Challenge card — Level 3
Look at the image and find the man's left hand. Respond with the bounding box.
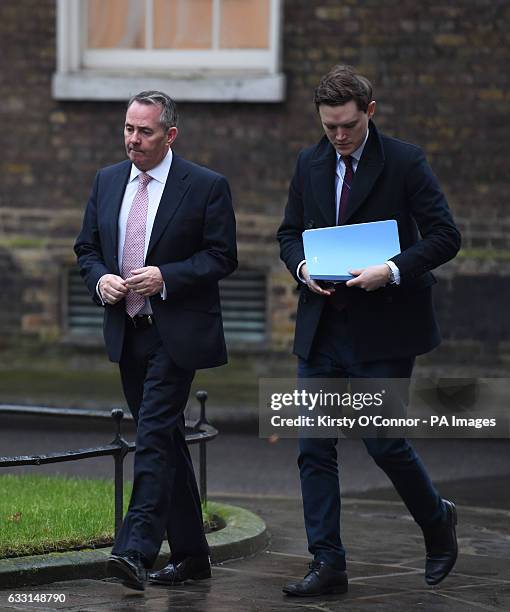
[125,266,164,296]
[345,264,391,292]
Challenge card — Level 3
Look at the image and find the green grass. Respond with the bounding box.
[0,475,220,559]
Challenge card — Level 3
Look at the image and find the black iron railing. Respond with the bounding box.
[0,391,217,537]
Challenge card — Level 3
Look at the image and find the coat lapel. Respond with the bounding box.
[342,121,385,224]
[146,155,191,257]
[104,162,131,274]
[309,138,337,226]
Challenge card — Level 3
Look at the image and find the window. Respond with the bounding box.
[65,266,267,346]
[53,0,285,102]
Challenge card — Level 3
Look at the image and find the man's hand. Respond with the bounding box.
[345,264,391,291]
[300,263,335,296]
[99,274,128,304]
[125,266,164,297]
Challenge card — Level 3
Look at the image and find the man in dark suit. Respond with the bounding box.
[277,66,461,597]
[75,91,237,591]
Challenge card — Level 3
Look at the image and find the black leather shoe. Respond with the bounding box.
[148,554,211,586]
[107,551,147,591]
[423,499,458,585]
[283,561,348,597]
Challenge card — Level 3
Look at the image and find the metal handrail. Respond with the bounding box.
[0,391,217,536]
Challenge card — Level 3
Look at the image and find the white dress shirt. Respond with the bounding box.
[97,148,173,311]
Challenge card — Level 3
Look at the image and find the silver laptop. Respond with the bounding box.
[303,220,401,281]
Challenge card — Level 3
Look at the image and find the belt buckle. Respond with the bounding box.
[132,314,152,329]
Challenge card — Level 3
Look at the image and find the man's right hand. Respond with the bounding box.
[99,274,128,305]
[300,263,335,296]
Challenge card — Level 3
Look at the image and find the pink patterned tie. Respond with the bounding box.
[121,172,153,317]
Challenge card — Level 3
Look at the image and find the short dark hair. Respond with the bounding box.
[127,90,178,130]
[314,65,373,112]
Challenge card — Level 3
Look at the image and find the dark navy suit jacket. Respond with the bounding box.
[277,120,461,363]
[75,154,237,370]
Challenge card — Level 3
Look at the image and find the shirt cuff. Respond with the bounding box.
[385,260,401,285]
[160,282,167,300]
[96,276,106,306]
[297,260,307,283]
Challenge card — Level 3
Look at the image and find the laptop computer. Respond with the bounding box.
[303,220,401,281]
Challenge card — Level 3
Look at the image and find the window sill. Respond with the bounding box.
[52,71,286,102]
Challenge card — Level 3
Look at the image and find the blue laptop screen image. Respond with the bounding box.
[303,220,401,281]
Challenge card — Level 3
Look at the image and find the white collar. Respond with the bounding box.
[129,148,173,184]
[336,128,369,164]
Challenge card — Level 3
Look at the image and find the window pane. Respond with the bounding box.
[87,0,146,49]
[154,0,213,49]
[220,0,270,49]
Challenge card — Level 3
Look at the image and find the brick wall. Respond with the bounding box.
[0,0,508,369]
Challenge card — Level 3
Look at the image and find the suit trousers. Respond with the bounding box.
[297,303,446,571]
[111,317,209,566]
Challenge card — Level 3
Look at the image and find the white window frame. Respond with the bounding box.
[53,0,285,102]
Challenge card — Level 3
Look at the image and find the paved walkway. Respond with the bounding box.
[1,491,509,611]
[2,415,509,610]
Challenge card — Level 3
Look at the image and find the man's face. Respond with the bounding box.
[318,100,375,156]
[124,101,178,171]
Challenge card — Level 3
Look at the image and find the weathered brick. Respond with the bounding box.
[0,0,507,369]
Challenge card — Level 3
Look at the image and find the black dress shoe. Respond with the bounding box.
[423,499,458,585]
[148,554,211,585]
[107,551,147,591]
[283,561,348,597]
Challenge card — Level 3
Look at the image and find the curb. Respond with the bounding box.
[0,503,268,589]
[207,502,269,564]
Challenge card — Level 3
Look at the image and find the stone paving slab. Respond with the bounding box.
[1,495,509,611]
